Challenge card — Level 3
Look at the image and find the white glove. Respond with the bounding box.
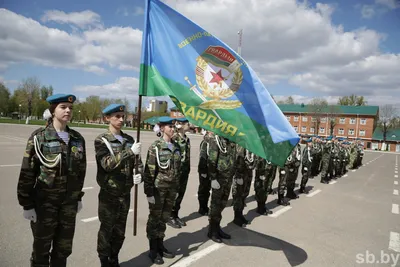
[175,193,179,200]
[211,180,220,190]
[236,178,244,185]
[147,196,155,204]
[133,173,142,184]
[23,209,37,223]
[77,201,82,213]
[260,175,266,181]
[304,167,308,171]
[200,173,207,178]
[280,170,286,175]
[130,141,141,155]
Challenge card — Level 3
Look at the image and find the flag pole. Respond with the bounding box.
[133,96,142,236]
[237,29,243,56]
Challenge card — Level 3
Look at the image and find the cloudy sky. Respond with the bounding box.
[1,0,399,109]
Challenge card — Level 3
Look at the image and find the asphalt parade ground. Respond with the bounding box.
[1,124,399,267]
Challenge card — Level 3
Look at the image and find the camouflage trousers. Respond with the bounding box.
[209,173,233,223]
[30,199,78,267]
[320,157,332,180]
[286,166,299,191]
[254,166,276,204]
[197,173,211,209]
[97,190,130,258]
[172,168,190,217]
[147,186,177,240]
[278,168,287,195]
[232,168,253,212]
[311,156,320,176]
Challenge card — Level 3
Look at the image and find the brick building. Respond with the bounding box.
[277,104,379,149]
[169,106,185,118]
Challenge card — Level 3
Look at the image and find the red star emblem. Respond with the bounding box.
[209,69,224,84]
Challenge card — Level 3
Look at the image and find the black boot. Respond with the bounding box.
[148,239,164,265]
[217,222,231,239]
[109,256,120,267]
[299,186,309,194]
[174,217,187,227]
[157,238,175,259]
[286,188,299,199]
[207,221,222,243]
[99,256,110,267]
[256,202,273,215]
[233,210,245,227]
[167,217,181,229]
[198,205,209,215]
[50,257,66,267]
[277,194,290,206]
[320,177,328,184]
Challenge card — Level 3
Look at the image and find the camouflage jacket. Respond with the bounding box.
[173,132,191,173]
[285,144,301,168]
[207,135,236,180]
[94,130,143,197]
[302,147,313,169]
[17,124,87,210]
[198,134,210,175]
[255,156,277,178]
[235,145,257,178]
[144,138,181,197]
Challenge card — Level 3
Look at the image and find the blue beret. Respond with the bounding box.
[46,94,76,104]
[305,138,312,142]
[158,116,175,125]
[176,117,188,122]
[326,136,332,141]
[102,104,125,115]
[338,137,344,141]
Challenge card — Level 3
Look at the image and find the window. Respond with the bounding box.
[360,118,366,125]
[286,116,291,121]
[359,130,366,136]
[294,126,298,132]
[321,117,327,123]
[350,118,356,124]
[310,127,315,133]
[311,117,316,122]
[339,118,346,124]
[338,128,344,135]
[348,129,355,135]
[319,127,325,134]
[294,116,299,122]
[302,116,308,122]
[302,126,307,132]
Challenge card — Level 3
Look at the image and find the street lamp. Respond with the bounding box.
[19,104,21,124]
[78,110,81,127]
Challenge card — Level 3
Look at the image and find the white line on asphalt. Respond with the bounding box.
[343,174,348,177]
[392,204,399,214]
[395,175,399,178]
[170,243,225,267]
[269,206,292,218]
[0,164,21,167]
[82,209,134,222]
[352,170,356,172]
[329,180,337,185]
[389,232,400,252]
[306,189,322,197]
[395,181,399,185]
[82,187,94,190]
[394,189,399,196]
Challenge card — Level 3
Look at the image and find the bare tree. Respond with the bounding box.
[285,96,295,104]
[18,77,41,122]
[338,94,367,106]
[307,98,328,135]
[326,105,341,135]
[379,104,397,143]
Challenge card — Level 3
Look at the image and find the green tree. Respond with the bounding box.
[378,104,397,143]
[337,94,367,106]
[17,77,41,120]
[0,83,11,116]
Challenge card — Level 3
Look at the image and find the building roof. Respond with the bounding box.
[170,106,179,111]
[372,128,400,141]
[277,104,379,116]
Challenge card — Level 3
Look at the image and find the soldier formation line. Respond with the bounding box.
[16,93,365,267]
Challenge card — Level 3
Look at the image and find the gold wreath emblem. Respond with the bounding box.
[195,56,242,109]
[68,96,73,102]
[119,106,124,111]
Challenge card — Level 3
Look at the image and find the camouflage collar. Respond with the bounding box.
[45,124,80,141]
[157,137,177,150]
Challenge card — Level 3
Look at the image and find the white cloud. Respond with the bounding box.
[73,77,140,99]
[361,5,376,18]
[41,10,103,29]
[0,8,142,73]
[375,0,399,9]
[0,76,19,87]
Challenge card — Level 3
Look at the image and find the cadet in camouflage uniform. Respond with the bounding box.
[168,117,191,228]
[348,141,358,169]
[331,137,340,179]
[232,145,256,226]
[342,142,350,174]
[254,156,275,215]
[144,117,181,265]
[94,104,143,267]
[207,134,236,243]
[197,131,212,215]
[17,94,87,267]
[277,144,300,206]
[300,138,313,194]
[285,143,301,199]
[320,137,333,183]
